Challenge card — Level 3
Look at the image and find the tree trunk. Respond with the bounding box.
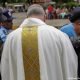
[2,0,7,7]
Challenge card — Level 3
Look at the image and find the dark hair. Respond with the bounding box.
[69,12,80,23]
[69,7,80,23]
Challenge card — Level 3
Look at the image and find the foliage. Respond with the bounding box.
[56,2,80,9]
[67,2,80,7]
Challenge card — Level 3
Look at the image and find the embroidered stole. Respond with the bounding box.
[22,26,40,80]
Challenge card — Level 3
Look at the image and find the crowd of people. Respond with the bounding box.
[0,4,80,80]
[45,5,75,19]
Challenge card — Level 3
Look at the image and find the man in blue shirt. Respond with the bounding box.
[0,8,7,45]
[0,8,7,80]
[0,8,14,80]
[0,9,14,60]
[0,9,13,43]
[60,7,80,38]
[60,7,80,79]
[0,26,12,43]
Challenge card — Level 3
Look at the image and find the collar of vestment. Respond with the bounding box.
[20,18,46,28]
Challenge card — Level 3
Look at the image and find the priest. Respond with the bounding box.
[1,4,78,80]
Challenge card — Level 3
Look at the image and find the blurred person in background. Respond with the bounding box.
[47,4,54,19]
[0,8,7,80]
[0,9,14,80]
[60,7,80,79]
[0,9,14,57]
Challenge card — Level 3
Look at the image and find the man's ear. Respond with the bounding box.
[26,15,28,18]
[43,15,46,22]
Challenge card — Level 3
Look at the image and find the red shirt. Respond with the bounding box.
[48,5,53,13]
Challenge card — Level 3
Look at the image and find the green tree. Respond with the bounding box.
[52,0,74,3]
[0,0,7,7]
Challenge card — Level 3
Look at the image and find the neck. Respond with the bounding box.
[28,15,45,22]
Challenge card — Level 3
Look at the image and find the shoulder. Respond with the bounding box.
[60,23,75,36]
[60,23,73,31]
[0,27,4,33]
[0,27,7,38]
[7,28,22,40]
[60,23,73,30]
[39,25,68,40]
[39,25,71,49]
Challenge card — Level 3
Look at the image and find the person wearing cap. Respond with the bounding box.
[0,8,7,80]
[0,8,7,57]
[0,9,13,80]
[0,9,13,62]
[3,10,14,30]
[60,7,80,79]
[1,4,77,80]
[0,10,13,44]
[0,8,7,26]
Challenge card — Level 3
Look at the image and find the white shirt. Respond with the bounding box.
[1,18,78,80]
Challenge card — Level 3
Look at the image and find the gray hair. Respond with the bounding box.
[27,4,45,17]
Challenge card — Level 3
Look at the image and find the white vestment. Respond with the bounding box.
[1,18,78,80]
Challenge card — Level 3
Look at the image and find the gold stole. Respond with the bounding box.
[22,26,40,80]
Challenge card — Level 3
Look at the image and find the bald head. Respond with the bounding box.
[27,4,45,21]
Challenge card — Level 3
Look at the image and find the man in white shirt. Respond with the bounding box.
[1,4,78,80]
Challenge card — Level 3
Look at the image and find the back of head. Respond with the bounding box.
[27,4,45,17]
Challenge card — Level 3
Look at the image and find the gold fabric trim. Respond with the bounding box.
[22,26,40,80]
